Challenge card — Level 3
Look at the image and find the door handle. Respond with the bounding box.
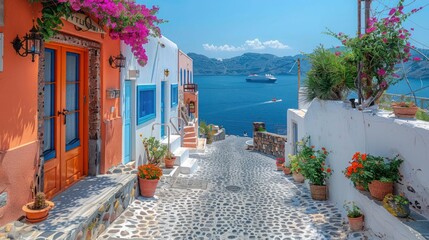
[57,109,69,125]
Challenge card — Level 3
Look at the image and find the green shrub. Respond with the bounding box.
[304,45,357,102]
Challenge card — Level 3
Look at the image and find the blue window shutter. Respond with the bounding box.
[137,85,156,125]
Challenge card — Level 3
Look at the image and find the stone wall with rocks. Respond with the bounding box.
[253,131,287,158]
[213,129,226,142]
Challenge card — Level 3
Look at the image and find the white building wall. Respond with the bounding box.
[121,36,179,166]
[287,100,429,239]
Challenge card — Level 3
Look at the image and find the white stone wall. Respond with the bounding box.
[287,99,429,239]
[120,36,179,166]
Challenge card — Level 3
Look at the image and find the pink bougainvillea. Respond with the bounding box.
[42,0,163,66]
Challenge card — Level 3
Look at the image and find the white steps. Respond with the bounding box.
[161,134,181,153]
[180,158,198,174]
[173,147,189,166]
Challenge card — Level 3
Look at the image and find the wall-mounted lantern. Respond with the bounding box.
[109,53,126,71]
[11,23,43,62]
[189,101,195,113]
[164,68,170,77]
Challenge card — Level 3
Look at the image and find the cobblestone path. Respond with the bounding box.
[99,136,361,240]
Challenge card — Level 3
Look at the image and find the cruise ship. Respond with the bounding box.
[246,74,277,83]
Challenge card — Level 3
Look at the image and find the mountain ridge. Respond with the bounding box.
[189,50,429,79]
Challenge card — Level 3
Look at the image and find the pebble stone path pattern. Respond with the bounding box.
[99,136,367,240]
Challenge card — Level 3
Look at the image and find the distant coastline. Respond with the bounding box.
[189,50,429,79]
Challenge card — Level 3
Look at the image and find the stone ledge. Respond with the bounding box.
[0,174,137,240]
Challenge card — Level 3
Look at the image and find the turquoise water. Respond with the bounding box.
[194,75,429,136]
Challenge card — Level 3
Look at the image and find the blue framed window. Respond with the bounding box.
[180,69,183,86]
[171,84,178,107]
[43,48,56,161]
[137,85,156,125]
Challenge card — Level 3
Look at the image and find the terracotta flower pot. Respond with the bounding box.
[164,157,176,168]
[310,184,328,200]
[355,183,366,191]
[348,215,364,232]
[283,167,292,175]
[368,180,393,200]
[138,178,159,198]
[292,172,305,183]
[392,105,418,118]
[276,163,284,171]
[22,201,55,223]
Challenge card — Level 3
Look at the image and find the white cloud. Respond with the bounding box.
[262,40,290,49]
[203,39,291,52]
[202,44,244,52]
[245,39,266,50]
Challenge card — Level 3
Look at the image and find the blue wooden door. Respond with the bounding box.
[123,81,132,164]
[161,81,166,137]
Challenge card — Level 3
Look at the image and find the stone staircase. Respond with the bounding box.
[183,125,198,148]
[161,134,198,174]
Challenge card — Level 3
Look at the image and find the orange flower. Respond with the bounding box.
[361,154,367,161]
[310,155,316,159]
[311,146,315,148]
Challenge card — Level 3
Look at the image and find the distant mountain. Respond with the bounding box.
[188,52,311,76]
[189,49,429,79]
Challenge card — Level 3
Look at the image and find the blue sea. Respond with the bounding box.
[194,75,429,136]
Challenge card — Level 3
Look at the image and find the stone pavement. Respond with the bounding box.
[98,136,368,240]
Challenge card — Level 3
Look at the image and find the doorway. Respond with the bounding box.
[123,81,132,164]
[43,44,87,198]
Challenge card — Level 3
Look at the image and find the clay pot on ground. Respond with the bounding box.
[310,184,328,201]
[164,157,176,168]
[138,178,159,198]
[348,215,364,232]
[368,180,393,200]
[283,167,292,175]
[292,172,305,183]
[276,163,284,171]
[22,201,55,223]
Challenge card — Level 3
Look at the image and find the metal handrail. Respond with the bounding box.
[170,116,187,139]
[151,123,171,153]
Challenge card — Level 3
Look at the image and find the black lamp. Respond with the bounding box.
[109,53,126,71]
[11,23,43,62]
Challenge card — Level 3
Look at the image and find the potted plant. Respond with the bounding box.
[363,154,403,200]
[199,121,214,144]
[344,152,370,191]
[137,164,163,198]
[290,154,304,183]
[276,157,285,171]
[344,201,364,231]
[383,193,410,218]
[164,151,176,169]
[22,192,54,223]
[300,146,332,200]
[391,102,419,118]
[283,161,292,175]
[142,137,168,166]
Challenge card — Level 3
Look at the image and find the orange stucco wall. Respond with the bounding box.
[0,0,122,225]
[178,50,193,86]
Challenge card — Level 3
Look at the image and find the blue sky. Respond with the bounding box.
[138,0,429,59]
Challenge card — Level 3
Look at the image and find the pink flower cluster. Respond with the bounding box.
[57,0,163,66]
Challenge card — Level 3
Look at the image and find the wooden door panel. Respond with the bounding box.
[43,44,86,197]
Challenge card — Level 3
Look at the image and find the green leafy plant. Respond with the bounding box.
[289,154,301,173]
[345,152,403,187]
[142,137,167,166]
[383,193,410,217]
[199,121,214,144]
[257,126,266,132]
[303,45,357,102]
[299,146,332,186]
[165,151,175,160]
[344,201,363,218]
